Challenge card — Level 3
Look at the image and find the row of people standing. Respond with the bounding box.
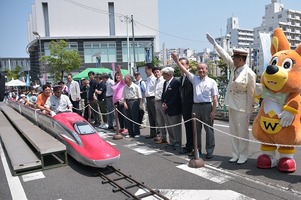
[140,43,255,164]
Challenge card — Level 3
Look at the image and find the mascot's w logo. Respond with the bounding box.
[259,116,282,134]
[263,121,279,131]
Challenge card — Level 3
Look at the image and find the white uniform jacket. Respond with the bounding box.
[215,44,256,114]
[68,80,81,101]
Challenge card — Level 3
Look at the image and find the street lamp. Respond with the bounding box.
[32,31,42,79]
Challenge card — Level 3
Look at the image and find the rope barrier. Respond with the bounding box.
[115,108,301,148]
[194,118,301,148]
[71,104,115,115]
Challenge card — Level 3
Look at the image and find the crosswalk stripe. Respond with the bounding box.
[124,142,159,155]
[135,189,255,200]
[22,172,45,182]
[177,164,232,184]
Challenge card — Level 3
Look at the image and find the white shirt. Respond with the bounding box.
[45,94,72,113]
[154,76,165,100]
[105,78,114,97]
[122,83,142,100]
[164,77,174,92]
[68,80,81,101]
[145,74,156,97]
[188,73,218,103]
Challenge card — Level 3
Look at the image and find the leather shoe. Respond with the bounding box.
[173,143,181,150]
[155,138,167,144]
[165,144,174,149]
[229,157,238,163]
[179,148,192,154]
[145,135,156,139]
[206,153,213,159]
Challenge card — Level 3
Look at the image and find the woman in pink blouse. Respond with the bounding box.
[112,65,128,134]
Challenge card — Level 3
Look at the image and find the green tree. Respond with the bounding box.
[174,60,198,77]
[207,60,216,78]
[5,66,21,81]
[40,40,82,82]
[216,57,228,84]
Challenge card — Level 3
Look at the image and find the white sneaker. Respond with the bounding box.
[229,157,238,163]
[100,123,109,129]
[237,158,247,165]
[125,135,130,138]
[134,135,140,138]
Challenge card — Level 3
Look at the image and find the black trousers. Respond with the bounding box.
[125,99,140,136]
[115,102,126,129]
[182,102,193,150]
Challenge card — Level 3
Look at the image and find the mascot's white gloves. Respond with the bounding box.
[206,33,217,46]
[255,83,263,96]
[50,111,56,117]
[279,110,295,127]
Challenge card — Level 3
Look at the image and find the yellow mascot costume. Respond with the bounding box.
[252,28,301,173]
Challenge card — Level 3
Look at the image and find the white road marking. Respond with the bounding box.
[22,172,45,182]
[124,142,159,155]
[132,147,158,155]
[135,189,255,200]
[177,164,232,184]
[0,142,27,200]
[97,132,116,145]
[106,141,116,146]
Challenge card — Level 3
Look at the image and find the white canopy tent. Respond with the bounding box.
[5,79,26,87]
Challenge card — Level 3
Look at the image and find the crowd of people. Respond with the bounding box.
[4,35,256,164]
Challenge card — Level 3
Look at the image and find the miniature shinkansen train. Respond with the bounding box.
[9,101,120,168]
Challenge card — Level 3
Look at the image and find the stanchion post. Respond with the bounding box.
[188,113,204,168]
[113,105,123,140]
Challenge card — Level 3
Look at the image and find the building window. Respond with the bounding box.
[108,2,115,36]
[44,42,78,56]
[269,27,273,31]
[122,41,153,63]
[278,14,282,18]
[42,3,50,36]
[83,42,116,63]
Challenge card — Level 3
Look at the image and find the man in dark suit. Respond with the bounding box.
[161,67,182,150]
[179,58,194,154]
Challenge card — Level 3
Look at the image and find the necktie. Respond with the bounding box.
[233,68,238,81]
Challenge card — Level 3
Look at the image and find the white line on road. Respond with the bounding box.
[22,172,45,182]
[124,142,159,155]
[177,164,232,184]
[135,189,255,200]
[0,142,27,200]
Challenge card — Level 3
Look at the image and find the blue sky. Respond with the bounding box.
[0,0,300,57]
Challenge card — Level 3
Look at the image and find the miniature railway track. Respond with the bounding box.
[95,166,169,200]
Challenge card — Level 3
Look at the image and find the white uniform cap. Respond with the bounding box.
[233,48,248,57]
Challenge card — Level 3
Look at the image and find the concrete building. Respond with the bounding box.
[0,58,30,73]
[226,17,254,49]
[27,0,159,82]
[253,0,301,74]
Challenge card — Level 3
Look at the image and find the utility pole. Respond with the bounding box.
[131,15,136,72]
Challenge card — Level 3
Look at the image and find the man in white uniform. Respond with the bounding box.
[207,33,256,164]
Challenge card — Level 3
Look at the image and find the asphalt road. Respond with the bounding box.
[1,119,301,200]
